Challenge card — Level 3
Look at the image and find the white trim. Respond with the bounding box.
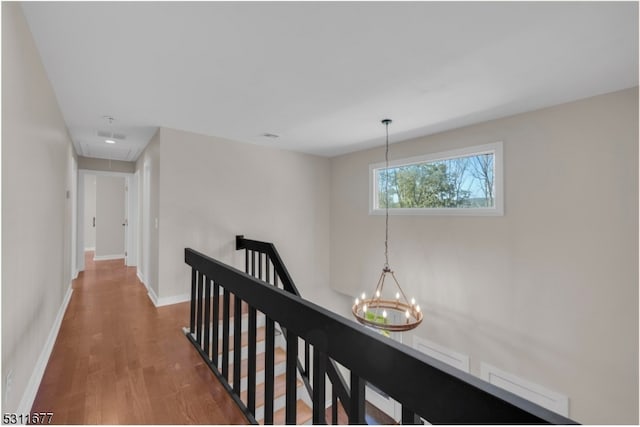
[145,286,190,307]
[84,246,95,251]
[17,285,73,414]
[93,253,125,261]
[369,141,504,216]
[147,286,159,306]
[137,270,148,290]
[413,336,470,373]
[77,169,132,178]
[156,293,191,307]
[480,362,569,417]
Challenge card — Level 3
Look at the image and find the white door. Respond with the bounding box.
[95,175,126,260]
[83,174,97,251]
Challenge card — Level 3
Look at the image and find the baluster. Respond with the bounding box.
[332,391,338,425]
[203,276,211,360]
[190,268,196,333]
[305,342,311,380]
[258,252,263,281]
[245,248,249,274]
[233,294,242,394]
[264,317,275,425]
[251,250,256,277]
[247,306,257,414]
[312,347,327,424]
[274,272,279,288]
[212,282,220,367]
[221,289,230,380]
[401,406,421,425]
[349,373,365,424]
[266,255,271,285]
[196,271,204,346]
[285,332,298,424]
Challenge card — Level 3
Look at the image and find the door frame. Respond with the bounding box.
[77,169,138,272]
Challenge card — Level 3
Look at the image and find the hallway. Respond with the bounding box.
[30,253,248,424]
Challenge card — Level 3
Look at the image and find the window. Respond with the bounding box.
[370,142,503,216]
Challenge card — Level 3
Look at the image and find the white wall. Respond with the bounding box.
[1,2,76,412]
[329,88,638,424]
[152,127,332,305]
[83,174,96,250]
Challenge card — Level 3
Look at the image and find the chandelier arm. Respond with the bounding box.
[370,270,388,319]
[389,271,413,308]
[373,270,386,299]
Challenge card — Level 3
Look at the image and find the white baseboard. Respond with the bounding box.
[147,286,159,306]
[145,285,190,308]
[156,293,190,307]
[137,270,148,290]
[17,285,73,414]
[93,254,125,261]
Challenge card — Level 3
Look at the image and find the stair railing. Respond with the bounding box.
[184,243,577,425]
[235,235,351,424]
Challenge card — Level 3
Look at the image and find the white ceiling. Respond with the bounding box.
[21,1,638,160]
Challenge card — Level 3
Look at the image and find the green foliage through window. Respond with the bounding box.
[377,153,495,209]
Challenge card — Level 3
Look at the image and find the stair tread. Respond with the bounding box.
[217,325,267,353]
[239,372,302,409]
[227,347,286,383]
[213,295,249,319]
[265,399,313,425]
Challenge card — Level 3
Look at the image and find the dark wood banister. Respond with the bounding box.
[187,245,577,424]
[235,235,352,420]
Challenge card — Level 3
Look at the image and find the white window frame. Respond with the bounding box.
[369,141,503,216]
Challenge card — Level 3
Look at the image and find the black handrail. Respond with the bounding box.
[236,235,351,422]
[185,247,577,425]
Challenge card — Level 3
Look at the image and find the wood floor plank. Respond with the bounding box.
[30,251,249,425]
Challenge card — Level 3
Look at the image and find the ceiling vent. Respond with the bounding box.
[97,130,126,140]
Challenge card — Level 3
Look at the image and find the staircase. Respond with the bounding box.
[220,308,313,424]
[183,237,577,425]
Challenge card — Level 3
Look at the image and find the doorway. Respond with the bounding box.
[77,170,138,272]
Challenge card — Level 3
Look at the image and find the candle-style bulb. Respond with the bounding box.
[416,305,421,313]
[361,292,366,300]
[411,298,416,306]
[395,292,400,300]
[382,310,387,319]
[355,298,360,305]
[405,310,410,319]
[363,304,368,313]
[375,290,380,298]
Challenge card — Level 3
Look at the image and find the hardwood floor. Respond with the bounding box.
[31,252,249,425]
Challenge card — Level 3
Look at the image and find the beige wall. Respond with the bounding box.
[136,131,161,297]
[1,2,76,412]
[154,127,332,304]
[330,88,638,424]
[78,156,135,174]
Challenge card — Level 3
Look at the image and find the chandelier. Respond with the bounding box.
[352,119,423,332]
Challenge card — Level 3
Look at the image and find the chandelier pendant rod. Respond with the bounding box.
[383,119,391,269]
[351,118,423,332]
